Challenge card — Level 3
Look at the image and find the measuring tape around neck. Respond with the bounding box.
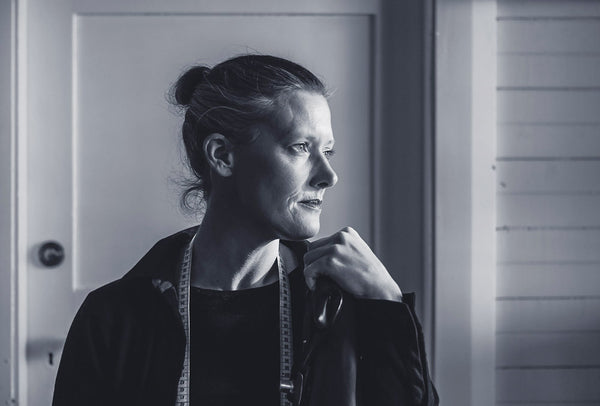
[176,237,294,406]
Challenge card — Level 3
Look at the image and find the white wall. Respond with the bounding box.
[496,0,600,403]
[434,0,497,404]
[436,0,600,404]
[435,0,474,403]
[0,0,16,404]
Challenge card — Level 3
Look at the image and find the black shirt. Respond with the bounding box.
[190,263,305,406]
[52,229,438,406]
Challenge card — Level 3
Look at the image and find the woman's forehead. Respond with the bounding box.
[272,91,333,142]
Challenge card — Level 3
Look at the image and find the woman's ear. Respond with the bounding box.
[203,133,235,177]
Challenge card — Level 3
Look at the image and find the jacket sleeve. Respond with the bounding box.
[52,292,113,406]
[355,293,439,406]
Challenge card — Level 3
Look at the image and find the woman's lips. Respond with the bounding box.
[299,199,322,210]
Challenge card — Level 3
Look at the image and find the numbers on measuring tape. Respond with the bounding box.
[176,237,294,406]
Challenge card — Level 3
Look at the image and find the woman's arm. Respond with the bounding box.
[53,280,185,406]
[356,295,439,406]
[52,293,112,406]
[303,227,438,405]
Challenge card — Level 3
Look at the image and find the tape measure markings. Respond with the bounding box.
[176,237,293,406]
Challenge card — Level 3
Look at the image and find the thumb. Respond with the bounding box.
[303,263,319,291]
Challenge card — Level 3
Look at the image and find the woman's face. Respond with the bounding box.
[232,90,338,240]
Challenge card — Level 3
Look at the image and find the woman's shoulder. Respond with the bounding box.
[80,278,159,322]
[121,226,197,281]
[79,226,199,319]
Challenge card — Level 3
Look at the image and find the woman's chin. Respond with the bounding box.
[279,221,320,241]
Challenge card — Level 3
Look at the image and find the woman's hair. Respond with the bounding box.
[171,54,328,211]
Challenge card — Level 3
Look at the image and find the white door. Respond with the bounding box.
[22,1,377,404]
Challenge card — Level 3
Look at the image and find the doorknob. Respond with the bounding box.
[38,241,65,267]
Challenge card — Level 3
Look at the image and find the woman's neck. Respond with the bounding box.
[190,198,280,291]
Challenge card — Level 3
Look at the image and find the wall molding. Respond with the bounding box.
[434,0,497,403]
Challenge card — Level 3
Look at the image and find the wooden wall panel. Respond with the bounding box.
[496,2,600,404]
[499,55,600,88]
[498,124,600,158]
[497,332,600,366]
[497,195,600,227]
[498,90,600,124]
[434,1,473,403]
[498,53,600,88]
[497,161,600,193]
[498,0,600,18]
[498,229,600,263]
[497,403,596,406]
[496,298,600,333]
[0,0,12,403]
[498,20,600,53]
[497,264,600,297]
[496,369,600,402]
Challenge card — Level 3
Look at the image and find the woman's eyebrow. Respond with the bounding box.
[284,132,335,145]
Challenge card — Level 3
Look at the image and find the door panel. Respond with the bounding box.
[25,3,373,405]
[73,14,372,289]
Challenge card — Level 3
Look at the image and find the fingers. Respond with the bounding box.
[304,267,317,291]
[303,237,345,291]
[303,226,400,300]
[304,255,339,291]
[307,233,337,250]
[303,226,365,291]
[304,244,340,266]
[309,226,358,249]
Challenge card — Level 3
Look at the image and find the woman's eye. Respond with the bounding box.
[291,143,309,153]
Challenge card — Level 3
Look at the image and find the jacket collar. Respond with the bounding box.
[122,226,197,285]
[122,225,308,287]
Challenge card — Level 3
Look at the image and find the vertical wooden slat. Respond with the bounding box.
[0,0,15,403]
[472,2,497,405]
[434,0,473,404]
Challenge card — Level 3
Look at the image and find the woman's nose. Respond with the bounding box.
[310,155,338,189]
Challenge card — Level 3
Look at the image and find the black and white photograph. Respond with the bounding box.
[1,0,599,405]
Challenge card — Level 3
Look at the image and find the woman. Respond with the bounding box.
[53,55,438,406]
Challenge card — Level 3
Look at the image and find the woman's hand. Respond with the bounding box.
[303,227,403,302]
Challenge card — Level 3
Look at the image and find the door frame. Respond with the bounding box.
[0,0,13,402]
[3,1,436,404]
[434,0,498,404]
[1,0,24,404]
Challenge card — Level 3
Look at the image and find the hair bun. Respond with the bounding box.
[173,66,210,106]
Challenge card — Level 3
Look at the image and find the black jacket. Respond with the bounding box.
[53,227,438,405]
